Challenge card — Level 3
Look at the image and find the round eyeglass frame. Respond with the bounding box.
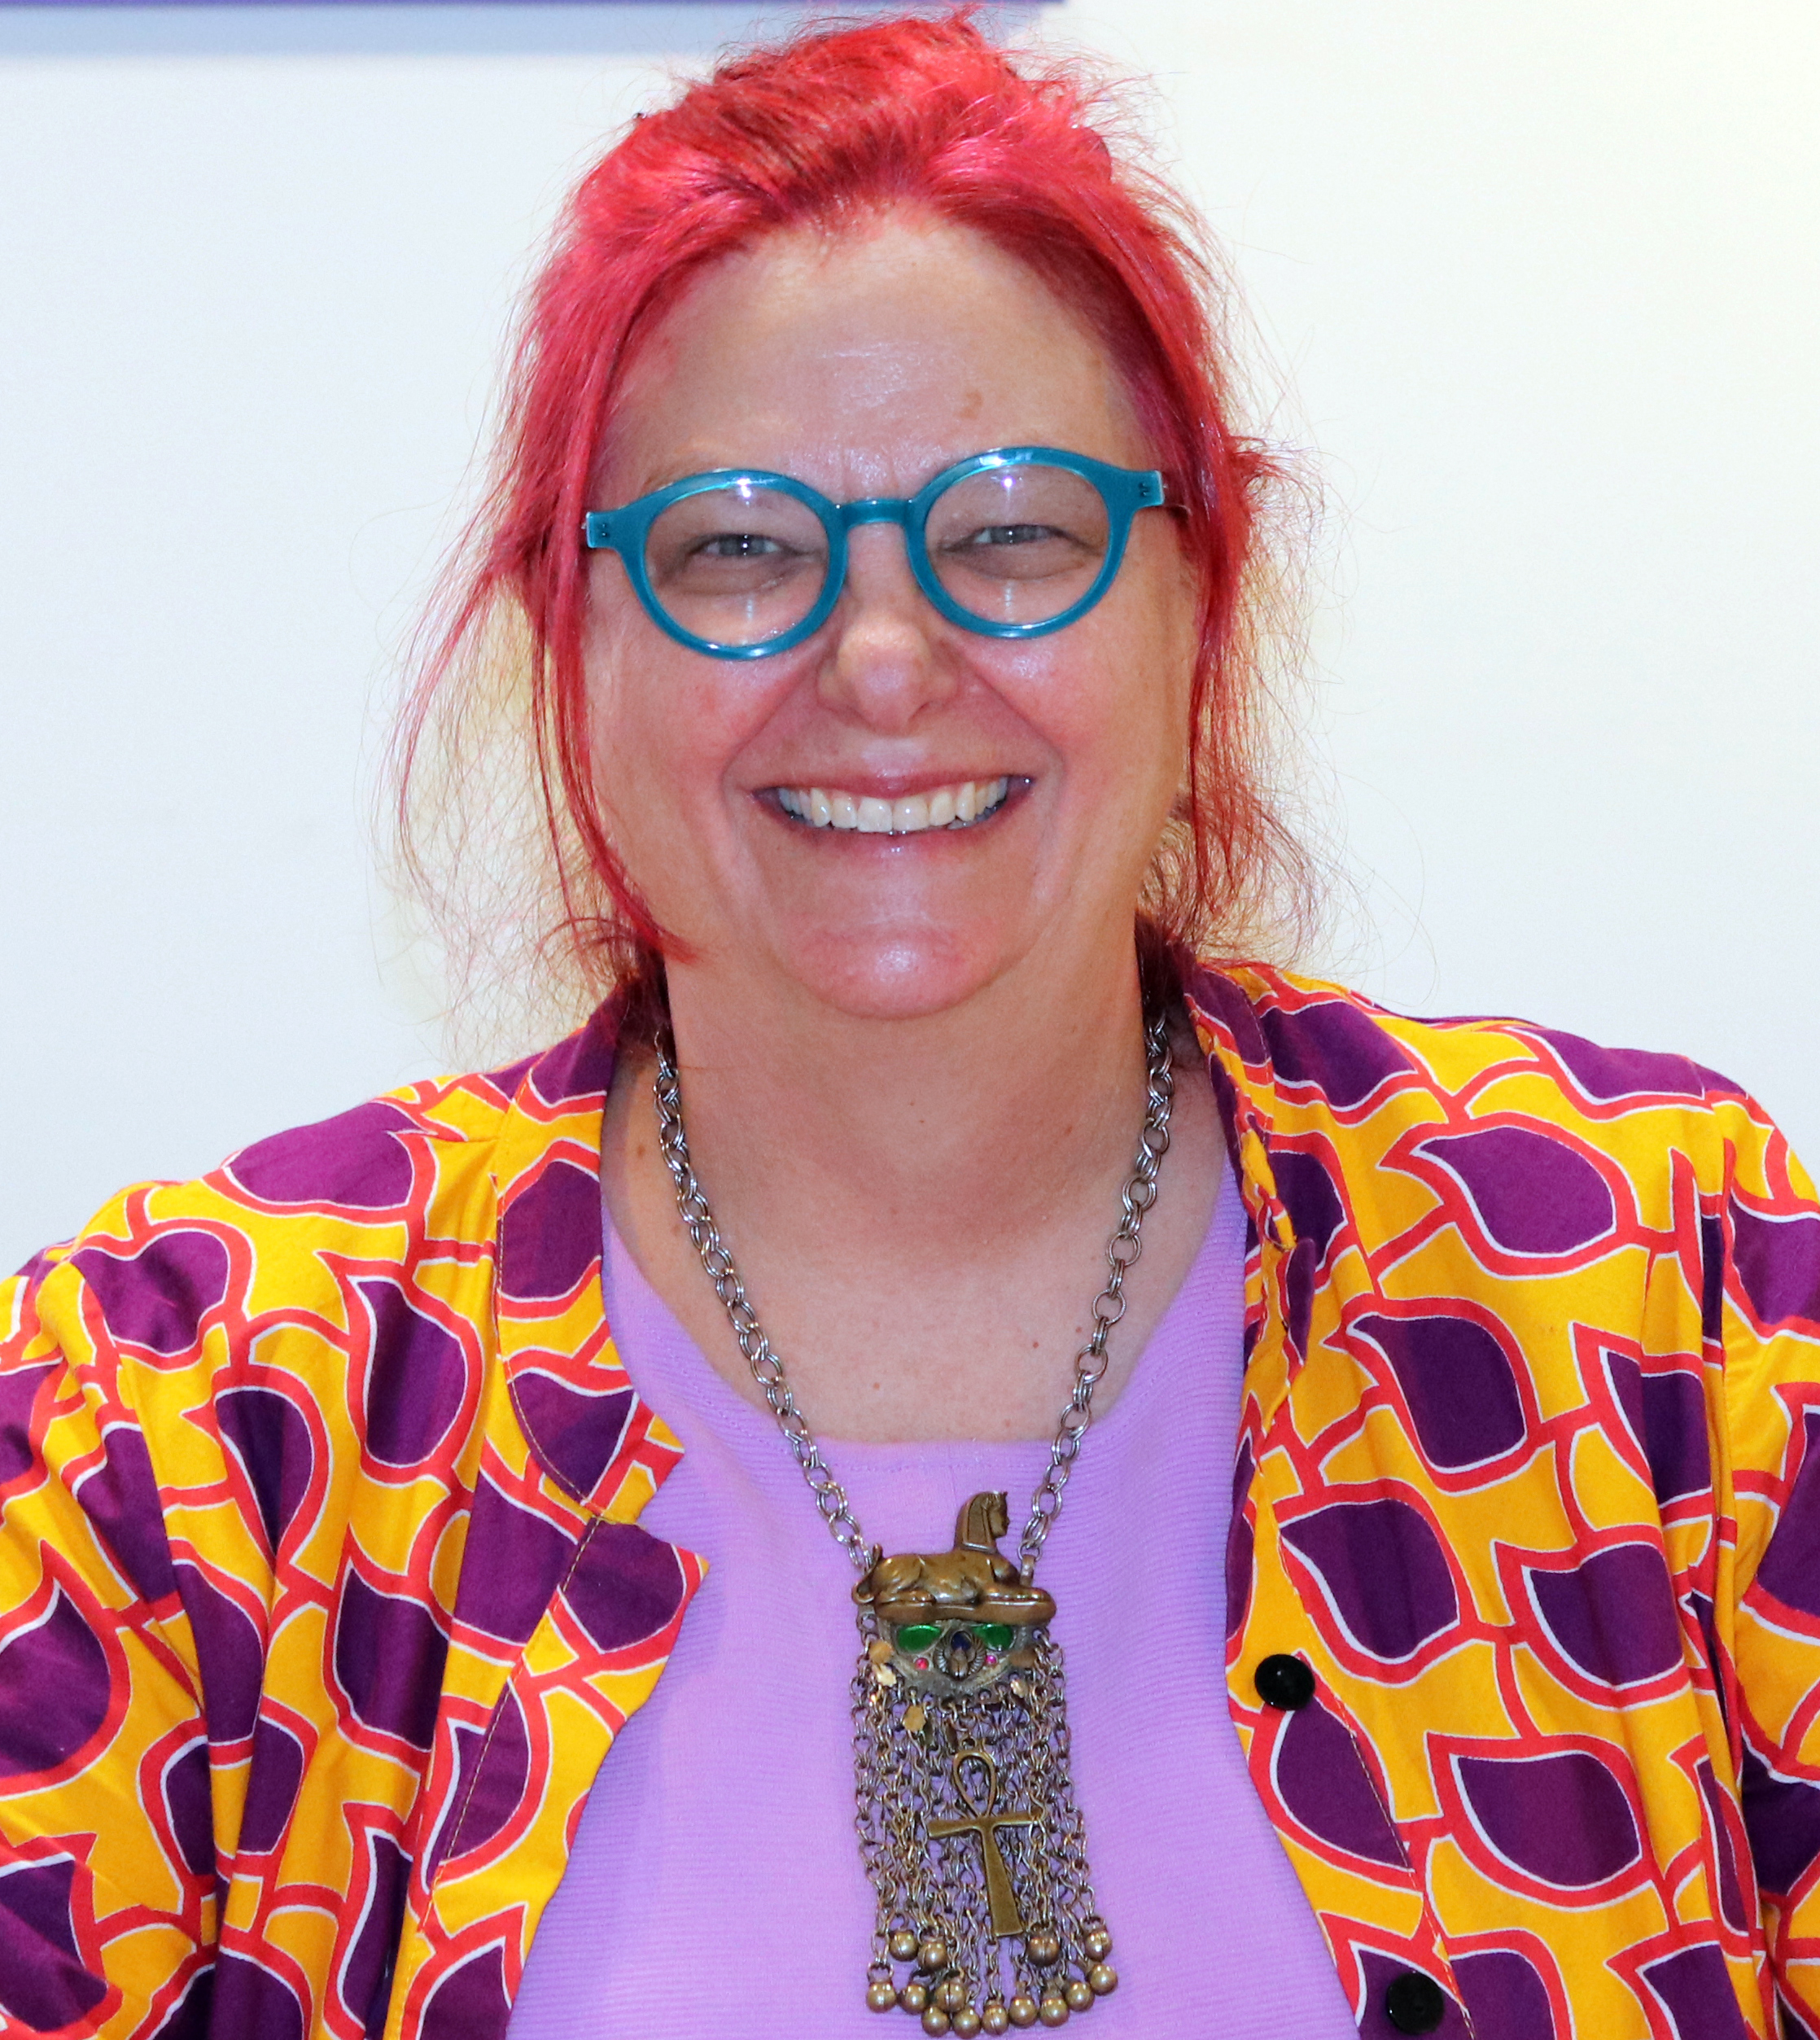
[582,444,1168,660]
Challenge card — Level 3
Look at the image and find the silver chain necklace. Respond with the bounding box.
[654,1006,1174,2035]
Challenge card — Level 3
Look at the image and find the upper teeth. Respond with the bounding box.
[776,778,1012,834]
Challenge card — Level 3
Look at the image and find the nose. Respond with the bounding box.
[816,523,959,732]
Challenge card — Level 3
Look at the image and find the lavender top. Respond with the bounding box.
[506,1167,1358,2036]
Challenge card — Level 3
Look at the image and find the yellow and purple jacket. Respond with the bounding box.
[3,964,1820,2040]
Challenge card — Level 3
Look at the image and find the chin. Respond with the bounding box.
[784,928,1014,1023]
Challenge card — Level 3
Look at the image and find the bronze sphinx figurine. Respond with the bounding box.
[855,1491,1057,1697]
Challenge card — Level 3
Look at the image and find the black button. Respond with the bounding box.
[1384,1970,1447,2035]
[1253,1653,1315,1710]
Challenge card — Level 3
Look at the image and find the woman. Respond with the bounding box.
[3,14,1818,2040]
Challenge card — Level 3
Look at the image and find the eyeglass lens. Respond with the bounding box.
[640,462,1113,649]
[643,482,829,650]
[923,463,1110,628]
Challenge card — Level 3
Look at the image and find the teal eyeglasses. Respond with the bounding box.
[582,445,1168,659]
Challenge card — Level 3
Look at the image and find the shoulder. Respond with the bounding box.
[7,1066,515,1358]
[1188,958,1783,1181]
[3,1012,621,1381]
[1189,961,1819,1330]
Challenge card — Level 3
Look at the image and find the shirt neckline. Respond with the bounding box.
[597,1157,1236,1466]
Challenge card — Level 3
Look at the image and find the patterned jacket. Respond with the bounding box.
[3,964,1819,2040]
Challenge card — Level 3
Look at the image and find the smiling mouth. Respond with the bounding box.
[772,777,1013,836]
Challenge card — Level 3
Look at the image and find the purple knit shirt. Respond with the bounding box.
[506,1167,1358,2036]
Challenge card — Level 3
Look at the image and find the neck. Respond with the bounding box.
[601,922,1221,1443]
[655,940,1152,1272]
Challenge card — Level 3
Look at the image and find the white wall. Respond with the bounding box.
[2,0,1815,1271]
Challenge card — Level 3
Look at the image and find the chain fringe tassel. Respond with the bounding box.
[854,1618,1118,2033]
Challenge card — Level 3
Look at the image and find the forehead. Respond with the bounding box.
[604,212,1147,498]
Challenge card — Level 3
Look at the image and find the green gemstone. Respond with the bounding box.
[895,1623,943,1651]
[976,1623,1014,1650]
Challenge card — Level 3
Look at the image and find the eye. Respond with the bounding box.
[895,1623,943,1652]
[975,1623,1013,1650]
[958,521,1060,550]
[696,532,790,559]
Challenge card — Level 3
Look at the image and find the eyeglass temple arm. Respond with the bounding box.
[584,512,617,551]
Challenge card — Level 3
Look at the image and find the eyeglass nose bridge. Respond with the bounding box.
[838,497,916,532]
[831,496,921,591]
[820,497,934,626]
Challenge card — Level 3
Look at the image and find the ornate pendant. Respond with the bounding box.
[851,1492,1118,2033]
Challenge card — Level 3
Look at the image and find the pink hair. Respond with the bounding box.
[396,8,1314,1033]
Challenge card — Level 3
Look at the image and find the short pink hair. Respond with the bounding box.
[397,8,1312,1032]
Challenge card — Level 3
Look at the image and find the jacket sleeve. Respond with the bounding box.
[0,1208,221,2038]
[1714,1101,1820,2037]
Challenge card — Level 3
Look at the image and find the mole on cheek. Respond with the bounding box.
[957,387,984,422]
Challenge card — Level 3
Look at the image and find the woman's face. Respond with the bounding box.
[584,213,1199,1022]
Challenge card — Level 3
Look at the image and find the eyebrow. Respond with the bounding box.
[613,447,1058,506]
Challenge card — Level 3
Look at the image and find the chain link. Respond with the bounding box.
[1016,1009,1174,1571]
[652,1005,1175,1579]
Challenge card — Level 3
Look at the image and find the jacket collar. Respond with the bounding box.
[488,1000,684,1521]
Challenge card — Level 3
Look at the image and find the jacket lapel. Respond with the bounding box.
[387,1010,706,2040]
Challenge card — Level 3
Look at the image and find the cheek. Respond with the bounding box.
[1052,636,1193,819]
[583,592,794,845]
[583,574,646,763]
[1098,563,1197,801]
[583,615,706,862]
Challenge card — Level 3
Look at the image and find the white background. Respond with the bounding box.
[2,0,1816,1271]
